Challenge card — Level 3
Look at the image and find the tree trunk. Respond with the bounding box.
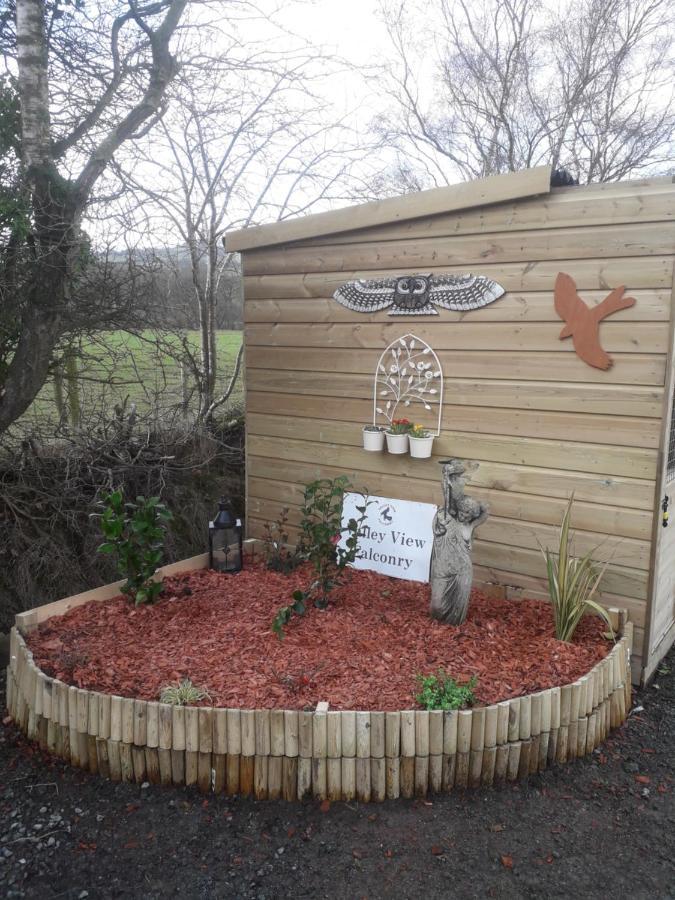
[1,0,188,436]
[0,0,77,433]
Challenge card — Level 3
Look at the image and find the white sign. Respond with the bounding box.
[340,492,437,582]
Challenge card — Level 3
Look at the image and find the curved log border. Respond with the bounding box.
[5,620,633,802]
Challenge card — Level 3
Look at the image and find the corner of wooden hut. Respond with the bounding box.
[225,166,675,686]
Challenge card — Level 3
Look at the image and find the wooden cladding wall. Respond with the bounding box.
[239,180,675,681]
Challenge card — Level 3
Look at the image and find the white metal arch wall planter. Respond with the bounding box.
[373,334,443,434]
[333,273,506,315]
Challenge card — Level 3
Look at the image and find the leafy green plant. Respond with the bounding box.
[96,490,172,605]
[539,495,614,642]
[261,506,302,573]
[272,476,370,638]
[159,678,211,706]
[415,669,477,710]
[409,423,430,438]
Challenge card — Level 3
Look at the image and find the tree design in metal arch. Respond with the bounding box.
[373,334,443,434]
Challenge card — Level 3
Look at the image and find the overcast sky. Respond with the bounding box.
[252,0,395,128]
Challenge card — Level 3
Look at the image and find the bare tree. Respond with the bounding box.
[111,21,364,423]
[0,0,189,435]
[373,0,675,187]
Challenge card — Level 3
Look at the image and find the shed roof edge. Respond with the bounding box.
[225,165,553,253]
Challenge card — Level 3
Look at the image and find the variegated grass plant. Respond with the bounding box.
[159,678,211,706]
[539,495,614,643]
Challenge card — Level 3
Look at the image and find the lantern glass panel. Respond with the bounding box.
[209,498,243,573]
[210,524,242,572]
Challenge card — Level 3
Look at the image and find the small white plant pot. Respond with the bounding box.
[385,432,409,454]
[409,435,434,459]
[362,427,385,451]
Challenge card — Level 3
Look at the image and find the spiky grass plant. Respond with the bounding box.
[539,495,614,643]
[159,679,211,706]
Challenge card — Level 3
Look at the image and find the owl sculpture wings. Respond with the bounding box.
[333,273,505,315]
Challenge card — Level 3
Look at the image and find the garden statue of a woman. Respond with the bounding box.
[429,459,489,625]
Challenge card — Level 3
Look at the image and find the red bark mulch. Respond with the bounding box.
[26,564,610,711]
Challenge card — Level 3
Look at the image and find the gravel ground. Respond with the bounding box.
[1,647,674,900]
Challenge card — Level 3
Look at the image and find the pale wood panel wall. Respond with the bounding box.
[246,454,654,541]
[239,179,675,678]
[245,322,667,354]
[243,256,674,298]
[246,347,666,386]
[248,370,663,418]
[245,290,672,325]
[247,394,661,450]
[247,412,657,479]
[243,223,675,276]
[293,182,675,246]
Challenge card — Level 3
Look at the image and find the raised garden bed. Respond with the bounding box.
[5,550,633,801]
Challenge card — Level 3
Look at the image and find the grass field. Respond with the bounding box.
[23,330,243,431]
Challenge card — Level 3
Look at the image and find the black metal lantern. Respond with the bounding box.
[209,497,243,573]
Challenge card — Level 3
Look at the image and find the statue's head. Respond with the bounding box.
[438,458,466,478]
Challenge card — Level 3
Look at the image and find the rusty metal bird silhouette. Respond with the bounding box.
[554,273,636,370]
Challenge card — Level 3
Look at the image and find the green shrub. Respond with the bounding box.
[272,476,370,638]
[414,670,477,711]
[96,490,172,605]
[159,678,210,706]
[539,495,614,642]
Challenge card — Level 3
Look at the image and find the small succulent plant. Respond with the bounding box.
[159,678,211,706]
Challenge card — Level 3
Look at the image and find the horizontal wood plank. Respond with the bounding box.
[246,413,658,480]
[243,222,675,276]
[246,435,655,509]
[293,184,675,246]
[245,321,666,354]
[474,542,648,601]
[247,460,653,540]
[244,290,672,325]
[246,484,650,570]
[469,567,647,629]
[247,370,664,418]
[245,347,667,386]
[246,393,661,449]
[242,257,675,298]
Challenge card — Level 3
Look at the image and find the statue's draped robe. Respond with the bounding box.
[429,510,474,625]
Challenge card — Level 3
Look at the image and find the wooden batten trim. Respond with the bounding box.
[400,711,415,757]
[370,711,386,759]
[283,710,299,757]
[312,709,327,758]
[327,710,342,758]
[226,167,552,251]
[241,710,256,757]
[270,710,285,756]
[457,709,473,754]
[356,711,371,758]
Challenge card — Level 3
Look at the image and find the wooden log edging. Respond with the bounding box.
[4,619,633,801]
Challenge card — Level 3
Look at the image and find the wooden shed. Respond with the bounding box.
[225,166,675,685]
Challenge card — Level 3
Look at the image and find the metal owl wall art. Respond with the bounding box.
[332,273,506,315]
